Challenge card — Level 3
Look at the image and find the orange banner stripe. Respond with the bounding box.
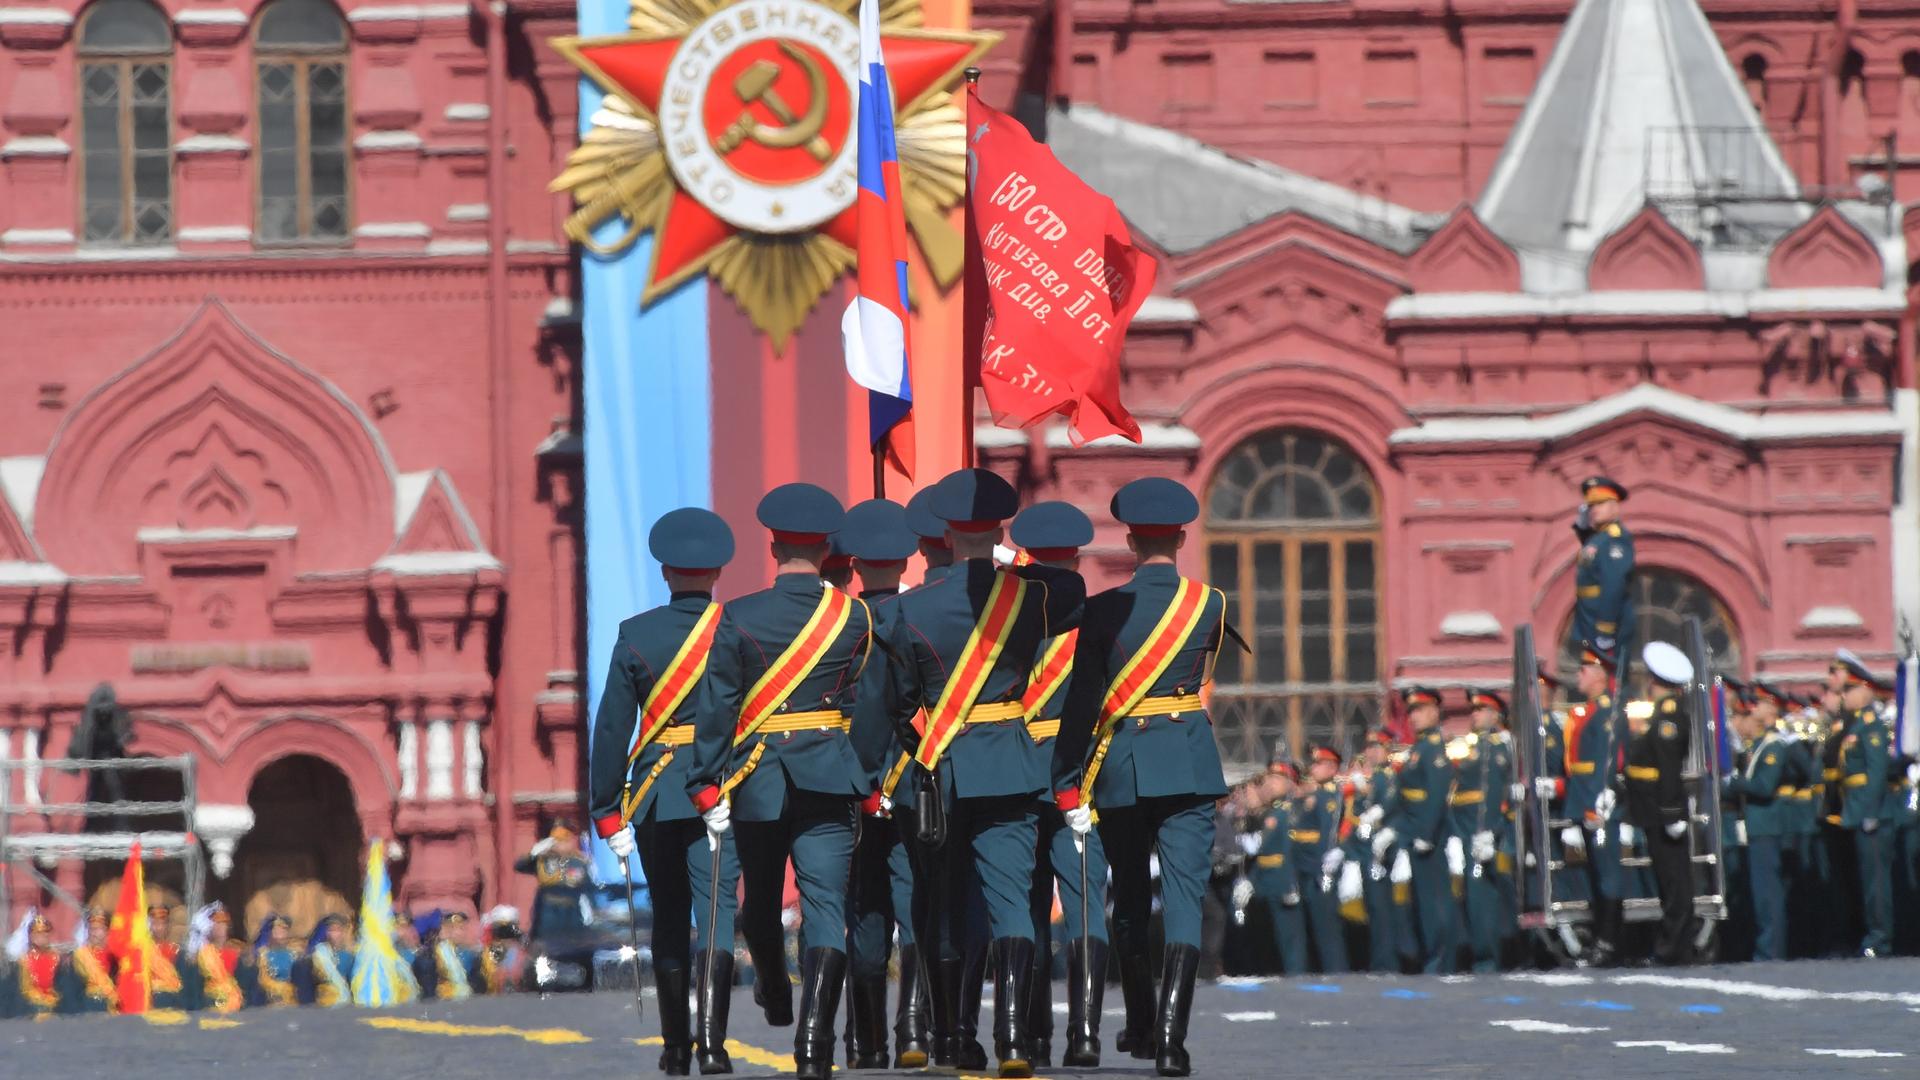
[631,602,723,763]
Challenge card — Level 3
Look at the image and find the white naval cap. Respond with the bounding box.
[1643,641,1694,686]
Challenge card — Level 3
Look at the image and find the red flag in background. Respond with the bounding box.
[964,86,1156,446]
[105,840,153,1013]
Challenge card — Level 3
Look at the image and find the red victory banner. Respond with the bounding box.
[963,85,1156,446]
[105,840,154,1014]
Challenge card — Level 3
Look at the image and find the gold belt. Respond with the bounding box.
[654,724,696,746]
[1844,773,1868,788]
[1129,694,1204,717]
[620,726,697,823]
[963,701,1028,724]
[1254,854,1285,869]
[1777,786,1796,797]
[1626,765,1660,781]
[1450,790,1485,806]
[1026,719,1061,740]
[1577,585,1602,599]
[1401,788,1427,802]
[758,710,852,734]
[1824,768,1841,781]
[1288,830,1321,843]
[1568,761,1596,775]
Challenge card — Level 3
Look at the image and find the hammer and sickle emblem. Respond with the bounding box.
[714,41,833,162]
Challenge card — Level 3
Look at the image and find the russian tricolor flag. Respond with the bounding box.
[841,0,914,478]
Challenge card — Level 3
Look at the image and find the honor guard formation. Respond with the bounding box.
[7,470,1918,1078]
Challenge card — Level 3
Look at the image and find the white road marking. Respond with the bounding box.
[1439,975,1475,984]
[1807,1049,1907,1059]
[1216,976,1278,988]
[1505,972,1594,987]
[1489,1019,1609,1034]
[1051,1003,1068,1014]
[1616,1040,1735,1055]
[1102,1007,1125,1017]
[1305,1020,1348,1027]
[1223,1011,1277,1022]
[1611,973,1920,1008]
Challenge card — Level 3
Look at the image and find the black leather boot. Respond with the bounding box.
[892,944,932,1068]
[1153,944,1199,1078]
[695,952,734,1075]
[929,953,961,1067]
[845,970,889,1069]
[1062,938,1106,1067]
[1115,946,1155,1059]
[1024,939,1052,1068]
[991,938,1036,1079]
[657,964,693,1076]
[793,948,847,1080]
[954,945,989,1070]
[749,938,793,1026]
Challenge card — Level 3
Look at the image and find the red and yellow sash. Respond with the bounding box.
[719,585,856,795]
[197,945,244,1014]
[619,603,723,822]
[1021,630,1078,719]
[1076,578,1212,807]
[73,945,119,1013]
[913,571,1030,771]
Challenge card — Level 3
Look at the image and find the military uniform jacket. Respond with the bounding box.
[1450,732,1512,842]
[1285,784,1340,868]
[1055,564,1228,808]
[1839,708,1894,827]
[1572,522,1635,650]
[686,573,891,820]
[1819,719,1848,825]
[865,559,1084,799]
[589,592,720,827]
[1565,694,1619,818]
[1726,729,1794,839]
[1623,695,1688,832]
[1250,801,1294,898]
[1352,766,1400,862]
[853,587,919,811]
[1397,729,1452,846]
[1783,736,1820,836]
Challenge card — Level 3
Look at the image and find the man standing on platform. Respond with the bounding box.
[589,507,742,1076]
[1455,692,1515,972]
[686,485,892,1080]
[866,468,1084,1079]
[1055,477,1228,1079]
[1571,477,1635,662]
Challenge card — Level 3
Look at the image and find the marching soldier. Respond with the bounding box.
[1571,476,1635,661]
[1290,746,1349,973]
[1565,643,1625,965]
[1055,477,1226,1078]
[1008,501,1107,1068]
[1816,679,1859,956]
[1629,643,1696,965]
[1393,687,1458,974]
[1781,693,1822,958]
[1454,691,1515,972]
[866,469,1084,1079]
[1725,683,1795,962]
[837,498,923,1070]
[1252,761,1308,974]
[589,507,742,1075]
[1352,730,1407,973]
[686,484,892,1080]
[1833,652,1895,957]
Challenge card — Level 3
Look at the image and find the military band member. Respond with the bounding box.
[867,469,1084,1079]
[13,912,60,1018]
[590,507,743,1076]
[686,484,892,1080]
[251,913,302,1007]
[1455,691,1515,973]
[836,498,921,1070]
[1571,476,1635,660]
[1565,643,1625,965]
[1725,684,1795,962]
[1252,761,1308,974]
[1816,679,1859,956]
[1289,746,1349,973]
[1629,643,1696,965]
[1008,501,1108,1068]
[67,908,117,1014]
[1834,653,1895,957]
[1393,687,1458,974]
[298,914,356,1007]
[1352,730,1408,973]
[148,903,186,1010]
[1781,694,1823,958]
[1055,477,1224,1079]
[188,904,249,1013]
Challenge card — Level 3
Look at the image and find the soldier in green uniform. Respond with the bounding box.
[1455,691,1515,972]
[1392,687,1458,974]
[1351,730,1406,972]
[1571,477,1635,662]
[1252,760,1308,973]
[1628,643,1696,965]
[1780,694,1822,958]
[590,507,743,1075]
[1833,653,1895,957]
[1288,746,1349,973]
[1565,644,1625,965]
[1725,682,1796,961]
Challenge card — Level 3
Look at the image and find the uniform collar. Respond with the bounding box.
[860,588,896,601]
[775,572,827,593]
[1132,563,1179,583]
[669,590,713,606]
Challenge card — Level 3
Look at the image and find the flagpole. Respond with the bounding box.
[961,67,982,469]
[873,443,887,499]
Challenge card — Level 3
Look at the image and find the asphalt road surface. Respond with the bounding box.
[10,958,1919,1078]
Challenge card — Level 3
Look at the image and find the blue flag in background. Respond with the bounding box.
[1712,679,1732,775]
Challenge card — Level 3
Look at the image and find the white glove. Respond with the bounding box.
[1593,788,1617,821]
[1471,830,1496,864]
[1664,819,1687,839]
[530,837,556,857]
[1371,827,1397,862]
[1281,890,1302,907]
[1236,833,1261,856]
[604,827,635,860]
[1445,836,1466,877]
[1559,825,1585,852]
[1510,783,1527,804]
[1320,848,1345,876]
[1618,823,1637,848]
[1535,776,1559,801]
[1413,838,1434,855]
[702,800,732,839]
[1337,860,1363,904]
[1231,877,1254,911]
[1907,763,1920,786]
[1064,805,1094,837]
[1860,817,1880,835]
[1390,849,1413,884]
[1360,806,1385,830]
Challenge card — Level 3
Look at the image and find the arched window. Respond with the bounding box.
[254,0,349,243]
[1558,567,1742,684]
[1205,429,1384,771]
[77,0,173,244]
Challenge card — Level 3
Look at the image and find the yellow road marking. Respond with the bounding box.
[199,1018,243,1030]
[633,1037,797,1072]
[140,1009,190,1026]
[364,1016,593,1045]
